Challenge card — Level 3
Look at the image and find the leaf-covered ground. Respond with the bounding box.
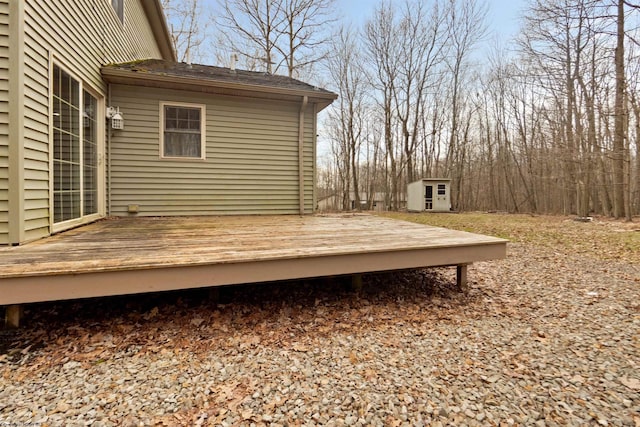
[382,212,640,264]
[1,213,639,426]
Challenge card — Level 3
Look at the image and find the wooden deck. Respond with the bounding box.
[0,214,507,305]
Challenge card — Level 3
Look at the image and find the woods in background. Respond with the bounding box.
[322,0,640,219]
[163,0,640,219]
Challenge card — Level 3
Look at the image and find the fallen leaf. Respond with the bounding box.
[191,318,204,327]
[620,376,640,390]
[144,307,159,320]
[292,342,309,352]
[245,335,261,346]
[570,375,584,383]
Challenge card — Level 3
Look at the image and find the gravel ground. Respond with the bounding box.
[1,242,639,426]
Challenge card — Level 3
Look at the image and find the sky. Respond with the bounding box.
[191,0,528,68]
[485,0,527,39]
[339,0,526,40]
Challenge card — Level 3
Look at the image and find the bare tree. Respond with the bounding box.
[364,2,401,209]
[518,0,595,214]
[216,0,285,73]
[215,0,334,77]
[362,0,485,210]
[627,28,640,215]
[276,0,335,78]
[612,0,628,218]
[393,0,448,184]
[444,0,488,210]
[327,121,351,210]
[162,0,208,62]
[326,27,368,209]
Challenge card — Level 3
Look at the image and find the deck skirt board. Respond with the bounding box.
[0,214,507,304]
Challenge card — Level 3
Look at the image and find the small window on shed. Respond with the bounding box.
[160,103,206,159]
[437,184,446,195]
[111,0,124,22]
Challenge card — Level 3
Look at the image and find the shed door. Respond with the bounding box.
[425,185,433,210]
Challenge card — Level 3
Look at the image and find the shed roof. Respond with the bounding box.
[411,178,452,183]
[101,59,337,110]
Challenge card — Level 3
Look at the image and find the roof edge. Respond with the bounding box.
[101,67,338,104]
[410,178,452,183]
[141,0,177,61]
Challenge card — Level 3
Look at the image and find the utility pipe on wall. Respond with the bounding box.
[298,96,308,215]
[107,83,112,216]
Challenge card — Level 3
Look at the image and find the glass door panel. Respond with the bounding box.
[83,91,98,215]
[53,65,81,223]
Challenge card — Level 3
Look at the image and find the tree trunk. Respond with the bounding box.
[613,0,626,218]
[633,97,640,215]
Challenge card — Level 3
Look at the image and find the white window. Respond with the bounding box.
[111,0,124,22]
[160,102,206,159]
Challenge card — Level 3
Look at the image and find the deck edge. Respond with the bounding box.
[0,242,506,305]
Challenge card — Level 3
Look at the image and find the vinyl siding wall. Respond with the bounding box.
[110,85,316,216]
[25,0,162,94]
[0,0,8,244]
[13,0,164,242]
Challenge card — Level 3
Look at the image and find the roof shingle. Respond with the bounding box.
[103,59,335,96]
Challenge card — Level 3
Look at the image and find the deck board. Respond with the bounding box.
[0,214,507,304]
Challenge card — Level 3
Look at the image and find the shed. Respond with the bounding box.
[407,179,452,212]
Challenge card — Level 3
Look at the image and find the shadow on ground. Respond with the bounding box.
[1,267,469,360]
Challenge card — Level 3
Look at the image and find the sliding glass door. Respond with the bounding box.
[52,65,101,226]
[83,91,98,216]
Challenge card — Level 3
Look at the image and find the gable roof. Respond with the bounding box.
[141,1,176,61]
[101,59,337,110]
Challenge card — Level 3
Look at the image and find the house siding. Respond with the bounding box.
[110,85,316,216]
[25,0,162,93]
[0,0,8,244]
[14,0,166,242]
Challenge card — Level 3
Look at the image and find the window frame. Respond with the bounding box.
[159,101,206,160]
[110,0,124,23]
[437,184,446,196]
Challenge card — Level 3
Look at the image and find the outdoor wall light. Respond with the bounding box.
[106,106,124,130]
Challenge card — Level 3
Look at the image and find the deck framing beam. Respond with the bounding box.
[0,244,505,305]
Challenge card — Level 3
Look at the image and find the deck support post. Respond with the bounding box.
[208,288,220,305]
[5,305,23,329]
[456,264,468,291]
[351,274,363,293]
